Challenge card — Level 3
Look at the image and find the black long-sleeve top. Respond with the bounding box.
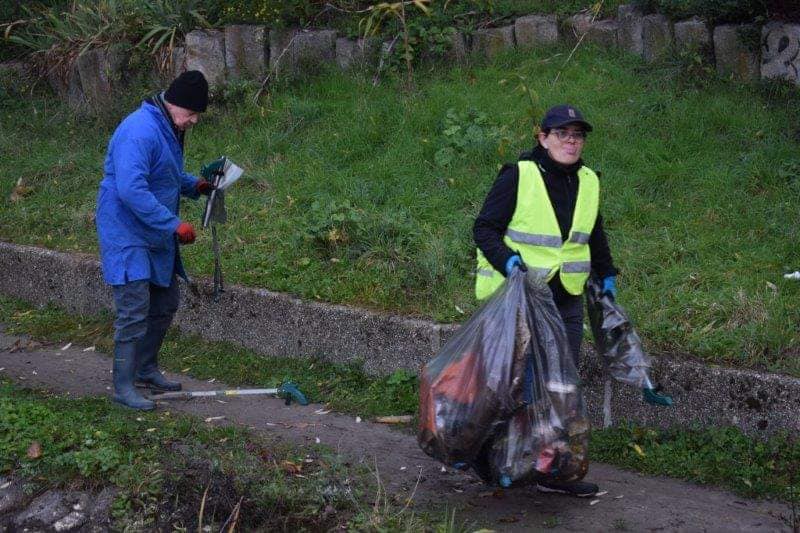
[473,145,618,294]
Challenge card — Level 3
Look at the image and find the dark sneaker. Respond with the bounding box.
[536,480,599,497]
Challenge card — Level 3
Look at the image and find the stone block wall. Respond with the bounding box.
[19,4,797,111]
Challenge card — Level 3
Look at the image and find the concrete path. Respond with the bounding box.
[0,326,793,532]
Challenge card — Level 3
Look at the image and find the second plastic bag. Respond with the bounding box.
[585,276,653,389]
[418,270,590,486]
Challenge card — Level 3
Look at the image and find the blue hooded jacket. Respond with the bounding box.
[96,101,200,287]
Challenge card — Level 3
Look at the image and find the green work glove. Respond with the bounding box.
[201,157,226,181]
[643,387,673,407]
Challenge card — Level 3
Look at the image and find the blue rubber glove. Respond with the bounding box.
[643,387,674,406]
[602,275,617,300]
[505,254,526,276]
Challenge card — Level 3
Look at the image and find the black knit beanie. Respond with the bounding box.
[164,70,209,112]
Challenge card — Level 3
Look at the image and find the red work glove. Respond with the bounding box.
[175,222,196,244]
[196,179,215,196]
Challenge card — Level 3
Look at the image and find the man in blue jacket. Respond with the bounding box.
[96,71,214,410]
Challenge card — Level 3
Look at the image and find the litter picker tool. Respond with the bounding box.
[150,381,309,406]
[201,156,244,302]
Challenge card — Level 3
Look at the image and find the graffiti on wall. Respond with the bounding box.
[762,22,800,83]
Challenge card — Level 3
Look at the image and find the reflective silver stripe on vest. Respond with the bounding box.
[561,261,591,273]
[477,268,495,277]
[569,231,591,244]
[505,228,562,248]
[527,267,554,279]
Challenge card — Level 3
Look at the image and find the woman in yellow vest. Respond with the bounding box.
[473,104,614,497]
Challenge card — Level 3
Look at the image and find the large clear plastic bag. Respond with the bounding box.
[585,276,653,389]
[418,270,590,486]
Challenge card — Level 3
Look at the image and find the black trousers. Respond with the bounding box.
[550,282,584,368]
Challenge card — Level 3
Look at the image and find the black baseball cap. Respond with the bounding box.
[541,104,593,132]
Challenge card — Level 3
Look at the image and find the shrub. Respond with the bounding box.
[636,0,799,23]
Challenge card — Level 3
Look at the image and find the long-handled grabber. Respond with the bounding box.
[150,381,309,406]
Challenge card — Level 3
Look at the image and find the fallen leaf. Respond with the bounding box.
[631,443,646,457]
[9,178,33,202]
[766,281,778,293]
[26,441,42,459]
[280,461,302,475]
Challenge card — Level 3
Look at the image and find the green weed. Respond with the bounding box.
[591,423,800,501]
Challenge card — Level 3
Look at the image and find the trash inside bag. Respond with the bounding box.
[585,276,653,389]
[418,270,590,486]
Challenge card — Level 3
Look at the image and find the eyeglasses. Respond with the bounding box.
[550,129,587,142]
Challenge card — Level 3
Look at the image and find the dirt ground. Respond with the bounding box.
[0,325,793,532]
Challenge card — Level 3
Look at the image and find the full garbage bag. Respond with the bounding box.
[418,270,590,485]
[585,276,653,389]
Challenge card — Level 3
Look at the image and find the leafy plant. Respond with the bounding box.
[303,199,365,255]
[135,0,211,72]
[634,0,798,23]
[360,0,431,89]
[3,0,135,81]
[434,108,512,167]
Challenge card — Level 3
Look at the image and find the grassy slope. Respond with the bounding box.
[1,43,799,374]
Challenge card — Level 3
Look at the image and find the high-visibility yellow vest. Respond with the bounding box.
[475,161,599,300]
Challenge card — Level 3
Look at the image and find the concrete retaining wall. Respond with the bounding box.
[1,240,798,436]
